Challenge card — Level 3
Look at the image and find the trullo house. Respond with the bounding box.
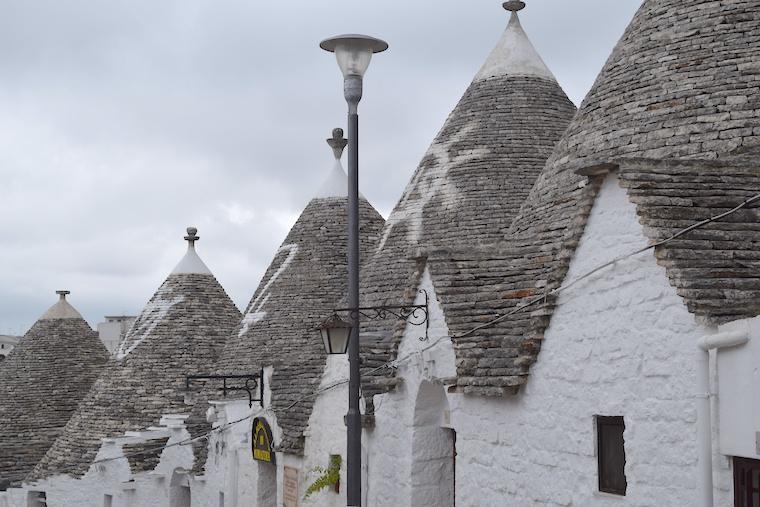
[184,129,385,506]
[350,0,760,505]
[3,0,760,505]
[7,229,241,507]
[0,292,108,496]
[263,0,760,506]
[191,1,577,505]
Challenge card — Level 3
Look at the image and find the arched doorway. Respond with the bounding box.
[169,469,191,507]
[411,381,455,506]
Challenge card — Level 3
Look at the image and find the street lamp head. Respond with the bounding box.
[317,313,353,355]
[320,34,388,78]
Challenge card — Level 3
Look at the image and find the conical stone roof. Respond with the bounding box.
[440,0,760,395]
[359,2,577,399]
[0,292,108,489]
[189,132,385,462]
[548,0,760,166]
[32,229,241,480]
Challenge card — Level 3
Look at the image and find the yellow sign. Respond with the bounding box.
[252,417,275,464]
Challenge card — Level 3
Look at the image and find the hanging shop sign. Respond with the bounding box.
[252,417,275,463]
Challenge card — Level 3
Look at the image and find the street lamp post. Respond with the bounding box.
[320,34,388,507]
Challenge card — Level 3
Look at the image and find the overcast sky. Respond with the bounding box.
[0,0,643,334]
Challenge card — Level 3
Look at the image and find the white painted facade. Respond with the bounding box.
[97,317,136,355]
[1,369,276,507]
[2,415,195,507]
[352,174,740,506]
[441,175,735,505]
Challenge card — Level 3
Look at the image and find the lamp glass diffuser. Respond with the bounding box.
[334,43,373,78]
[320,35,389,78]
[319,315,352,355]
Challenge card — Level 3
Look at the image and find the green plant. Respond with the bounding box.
[304,454,342,499]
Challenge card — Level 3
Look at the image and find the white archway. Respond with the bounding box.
[411,381,455,507]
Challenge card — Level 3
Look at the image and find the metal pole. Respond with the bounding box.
[345,74,363,507]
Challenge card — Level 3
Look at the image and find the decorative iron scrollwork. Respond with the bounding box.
[186,371,264,408]
[333,289,430,342]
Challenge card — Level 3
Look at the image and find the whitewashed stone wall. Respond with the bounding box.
[193,400,253,507]
[1,368,283,507]
[197,361,347,507]
[363,268,457,507]
[193,365,295,507]
[299,355,350,507]
[366,174,733,506]
[3,415,195,507]
[291,268,457,507]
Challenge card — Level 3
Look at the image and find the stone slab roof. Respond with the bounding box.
[617,158,760,323]
[550,0,760,166]
[32,259,241,480]
[188,196,384,466]
[424,157,760,395]
[123,437,170,475]
[358,6,576,403]
[0,296,108,489]
[418,0,760,396]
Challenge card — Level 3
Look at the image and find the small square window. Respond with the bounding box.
[103,494,113,507]
[597,416,627,496]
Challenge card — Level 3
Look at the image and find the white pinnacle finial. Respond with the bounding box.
[40,290,83,320]
[474,1,556,83]
[314,127,364,199]
[172,226,212,275]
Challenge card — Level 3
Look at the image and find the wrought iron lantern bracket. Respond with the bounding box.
[333,289,430,342]
[186,371,264,408]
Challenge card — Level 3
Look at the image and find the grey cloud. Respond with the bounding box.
[0,0,642,333]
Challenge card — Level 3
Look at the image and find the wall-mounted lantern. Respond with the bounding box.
[318,314,353,355]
